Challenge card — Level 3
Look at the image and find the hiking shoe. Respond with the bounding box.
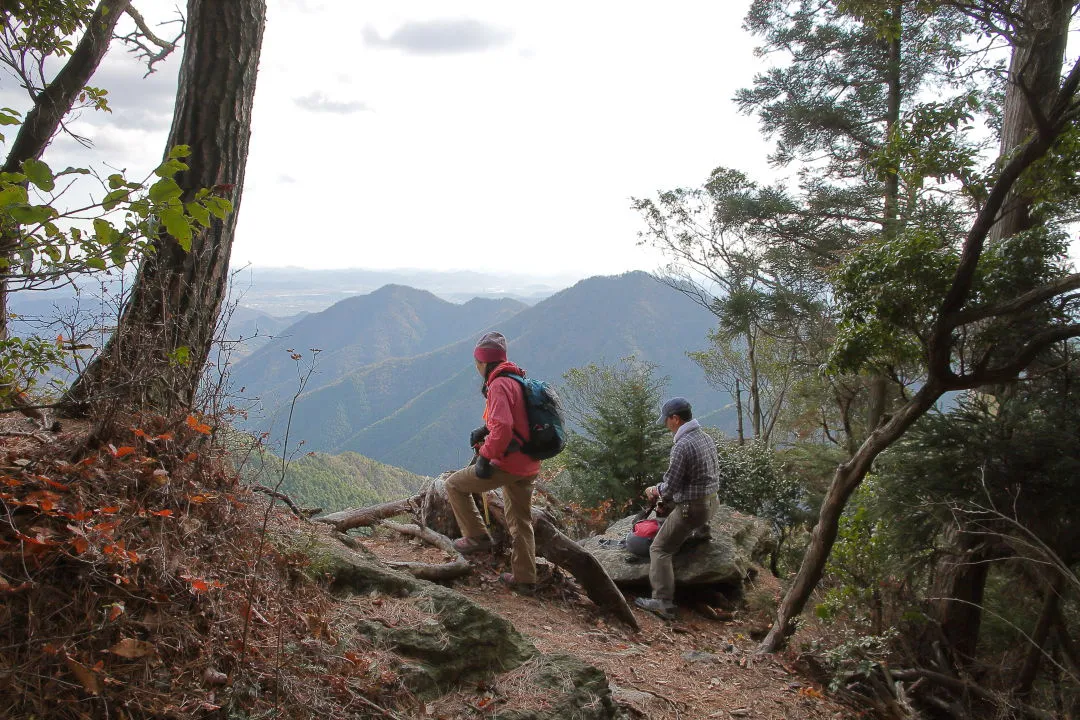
[452,535,493,554]
[635,597,678,620]
[499,572,535,596]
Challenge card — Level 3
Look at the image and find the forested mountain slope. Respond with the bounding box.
[269,272,728,475]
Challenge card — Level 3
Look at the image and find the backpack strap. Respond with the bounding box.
[493,373,529,447]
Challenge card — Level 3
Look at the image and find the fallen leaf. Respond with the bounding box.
[65,656,102,694]
[107,603,125,621]
[150,509,173,517]
[108,638,156,659]
[113,446,137,459]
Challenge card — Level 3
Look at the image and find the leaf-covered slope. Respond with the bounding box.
[279,272,730,475]
[229,284,526,411]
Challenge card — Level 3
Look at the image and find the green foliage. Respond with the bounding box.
[830,228,959,373]
[2,0,95,58]
[555,357,671,510]
[0,334,67,397]
[240,447,427,514]
[708,434,805,535]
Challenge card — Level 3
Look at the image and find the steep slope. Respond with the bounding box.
[278,272,731,475]
[229,285,526,412]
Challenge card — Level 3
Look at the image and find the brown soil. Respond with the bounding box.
[363,527,856,720]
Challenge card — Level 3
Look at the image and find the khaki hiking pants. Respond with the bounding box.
[445,463,538,584]
[649,494,719,602]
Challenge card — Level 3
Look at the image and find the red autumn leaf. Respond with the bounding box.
[37,476,70,491]
[185,415,212,435]
[132,428,147,438]
[126,549,139,563]
[70,537,89,555]
[2,477,21,487]
[93,520,119,535]
[99,506,119,515]
[113,446,136,459]
[187,495,208,504]
[183,452,198,462]
[154,432,173,441]
[107,603,124,621]
[150,509,173,517]
[190,579,209,593]
[15,531,59,546]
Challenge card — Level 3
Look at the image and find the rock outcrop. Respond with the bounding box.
[580,504,775,589]
[284,526,623,718]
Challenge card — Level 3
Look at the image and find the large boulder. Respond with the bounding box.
[579,504,775,589]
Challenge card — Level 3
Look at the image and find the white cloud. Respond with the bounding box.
[20,0,776,278]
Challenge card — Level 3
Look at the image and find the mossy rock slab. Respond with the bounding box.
[288,527,535,695]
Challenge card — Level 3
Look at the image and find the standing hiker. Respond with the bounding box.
[446,331,540,593]
[635,396,720,619]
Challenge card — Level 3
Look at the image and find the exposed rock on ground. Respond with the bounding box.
[580,504,776,589]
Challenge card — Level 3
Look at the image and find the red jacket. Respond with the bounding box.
[478,361,541,477]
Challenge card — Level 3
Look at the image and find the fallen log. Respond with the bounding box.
[481,489,640,632]
[325,478,640,631]
[380,520,472,581]
[316,495,421,531]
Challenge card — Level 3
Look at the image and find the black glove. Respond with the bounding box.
[469,425,489,448]
[475,455,493,479]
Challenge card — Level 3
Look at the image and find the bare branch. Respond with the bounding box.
[116,5,184,76]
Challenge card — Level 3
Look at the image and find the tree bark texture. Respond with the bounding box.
[66,0,266,412]
[930,525,997,664]
[989,0,1072,243]
[0,0,131,341]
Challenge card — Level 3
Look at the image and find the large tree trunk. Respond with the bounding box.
[931,525,997,664]
[66,0,265,412]
[988,0,1072,243]
[0,0,132,341]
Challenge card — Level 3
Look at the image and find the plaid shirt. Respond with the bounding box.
[658,420,720,503]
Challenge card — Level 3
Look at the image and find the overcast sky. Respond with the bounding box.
[5,0,778,280]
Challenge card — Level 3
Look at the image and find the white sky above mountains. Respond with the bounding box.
[5,0,777,279]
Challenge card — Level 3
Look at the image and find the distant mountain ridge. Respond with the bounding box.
[229,285,526,413]
[239,272,732,476]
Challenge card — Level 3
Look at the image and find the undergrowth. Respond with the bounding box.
[0,413,411,719]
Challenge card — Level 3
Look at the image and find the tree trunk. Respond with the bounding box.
[988,0,1072,244]
[0,0,132,341]
[758,380,943,652]
[735,377,744,445]
[1015,574,1065,700]
[65,0,266,413]
[931,525,996,664]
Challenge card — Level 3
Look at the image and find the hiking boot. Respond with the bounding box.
[499,572,535,596]
[635,597,678,620]
[452,535,493,554]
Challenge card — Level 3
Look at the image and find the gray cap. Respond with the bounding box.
[657,396,691,423]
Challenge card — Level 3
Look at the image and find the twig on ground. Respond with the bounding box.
[251,484,309,521]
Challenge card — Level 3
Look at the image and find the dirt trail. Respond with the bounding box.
[363,530,852,720]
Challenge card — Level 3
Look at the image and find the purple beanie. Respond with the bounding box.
[474,331,507,363]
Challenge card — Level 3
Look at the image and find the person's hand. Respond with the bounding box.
[469,425,489,448]
[475,455,494,479]
[645,485,660,502]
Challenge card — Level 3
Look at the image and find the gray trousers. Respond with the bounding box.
[649,494,718,601]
